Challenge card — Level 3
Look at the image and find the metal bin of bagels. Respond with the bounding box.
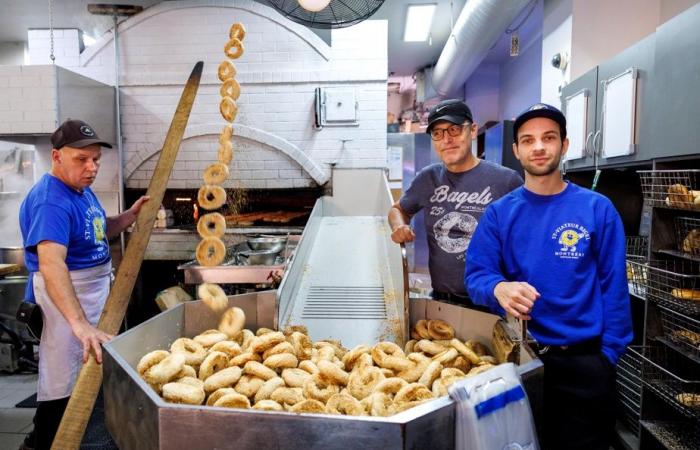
[103,291,543,450]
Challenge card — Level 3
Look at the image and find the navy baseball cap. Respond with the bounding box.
[426,99,474,133]
[513,103,567,142]
[51,119,113,150]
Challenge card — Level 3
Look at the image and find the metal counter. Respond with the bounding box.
[103,293,543,450]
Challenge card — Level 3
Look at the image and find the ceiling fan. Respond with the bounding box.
[264,0,385,29]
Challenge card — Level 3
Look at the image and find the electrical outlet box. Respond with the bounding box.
[315,87,358,127]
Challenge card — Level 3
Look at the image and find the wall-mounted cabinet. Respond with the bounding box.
[562,34,656,171]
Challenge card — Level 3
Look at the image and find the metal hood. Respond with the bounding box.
[431,0,532,97]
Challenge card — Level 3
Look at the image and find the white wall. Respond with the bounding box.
[0,42,26,65]
[22,0,388,190]
[541,0,572,108]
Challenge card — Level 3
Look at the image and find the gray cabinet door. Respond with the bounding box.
[562,67,598,171]
[596,33,656,166]
[650,3,700,159]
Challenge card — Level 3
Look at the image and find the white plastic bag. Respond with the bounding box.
[448,362,539,450]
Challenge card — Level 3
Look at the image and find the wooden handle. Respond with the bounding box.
[51,61,203,450]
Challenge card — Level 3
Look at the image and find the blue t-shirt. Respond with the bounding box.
[20,174,111,300]
[399,160,523,296]
[465,183,632,364]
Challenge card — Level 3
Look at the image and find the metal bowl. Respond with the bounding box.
[237,249,280,266]
[246,236,287,253]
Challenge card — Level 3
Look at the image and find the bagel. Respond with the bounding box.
[263,341,296,360]
[219,124,233,144]
[418,360,443,387]
[235,374,265,398]
[447,355,471,373]
[289,399,326,414]
[395,357,427,383]
[450,338,481,364]
[137,350,169,377]
[232,329,255,351]
[206,387,238,406]
[252,399,284,411]
[415,339,447,356]
[303,373,340,403]
[668,184,693,207]
[229,23,246,40]
[197,213,226,239]
[314,341,347,360]
[193,329,228,348]
[326,392,365,416]
[196,236,226,267]
[342,345,371,371]
[250,331,286,354]
[433,348,459,365]
[317,360,349,386]
[219,307,246,338]
[682,229,700,254]
[229,352,261,368]
[162,381,205,405]
[479,355,498,365]
[198,351,229,380]
[676,392,700,407]
[254,377,286,404]
[373,377,408,396]
[175,376,204,390]
[466,339,490,357]
[217,140,233,165]
[371,342,412,372]
[170,338,207,367]
[176,364,197,380]
[394,382,434,405]
[288,331,312,361]
[347,366,385,400]
[224,38,244,59]
[197,282,228,312]
[467,364,495,377]
[362,392,393,417]
[298,360,319,375]
[220,96,239,122]
[256,327,276,336]
[220,78,241,101]
[427,319,455,340]
[404,339,417,354]
[203,162,230,185]
[244,361,278,381]
[671,288,700,301]
[270,387,304,407]
[414,320,431,339]
[210,341,242,358]
[204,366,243,393]
[217,60,237,82]
[283,325,309,336]
[281,368,311,388]
[144,352,186,385]
[354,353,374,370]
[264,353,298,371]
[198,184,227,210]
[213,392,250,409]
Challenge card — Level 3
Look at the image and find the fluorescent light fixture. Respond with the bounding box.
[403,4,437,42]
[82,34,97,46]
[298,0,332,12]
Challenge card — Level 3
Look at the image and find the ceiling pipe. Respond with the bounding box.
[431,0,532,97]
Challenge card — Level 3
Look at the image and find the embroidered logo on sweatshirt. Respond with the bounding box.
[552,223,590,259]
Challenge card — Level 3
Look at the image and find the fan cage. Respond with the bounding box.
[266,0,385,29]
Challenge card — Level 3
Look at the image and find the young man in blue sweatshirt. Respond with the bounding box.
[465,104,632,450]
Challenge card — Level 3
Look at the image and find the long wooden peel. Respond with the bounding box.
[51,61,203,450]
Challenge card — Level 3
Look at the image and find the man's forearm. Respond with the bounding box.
[388,205,408,231]
[40,260,88,328]
[106,209,137,238]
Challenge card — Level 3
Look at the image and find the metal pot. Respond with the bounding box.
[0,247,25,267]
[246,235,287,253]
[237,249,280,266]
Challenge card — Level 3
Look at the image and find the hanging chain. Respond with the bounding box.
[48,0,55,63]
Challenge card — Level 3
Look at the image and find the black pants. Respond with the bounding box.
[539,350,616,450]
[430,290,492,313]
[28,389,117,450]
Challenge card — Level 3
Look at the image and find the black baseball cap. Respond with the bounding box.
[426,99,474,133]
[513,103,567,142]
[50,119,113,150]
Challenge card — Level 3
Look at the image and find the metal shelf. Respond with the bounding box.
[640,420,699,450]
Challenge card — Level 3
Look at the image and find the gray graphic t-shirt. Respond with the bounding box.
[400,161,523,296]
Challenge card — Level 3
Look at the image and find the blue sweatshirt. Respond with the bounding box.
[465,183,632,364]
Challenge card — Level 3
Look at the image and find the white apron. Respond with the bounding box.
[33,262,112,401]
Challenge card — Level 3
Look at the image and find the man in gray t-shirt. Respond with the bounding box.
[388,99,522,305]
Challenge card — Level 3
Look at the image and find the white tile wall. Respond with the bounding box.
[19,0,388,189]
[0,65,57,135]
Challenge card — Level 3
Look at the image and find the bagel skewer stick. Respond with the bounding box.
[50,61,204,450]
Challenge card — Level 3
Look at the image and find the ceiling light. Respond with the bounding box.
[403,4,437,42]
[298,0,332,12]
[82,34,97,46]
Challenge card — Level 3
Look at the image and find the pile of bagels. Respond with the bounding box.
[666,183,700,209]
[137,300,500,416]
[195,22,246,267]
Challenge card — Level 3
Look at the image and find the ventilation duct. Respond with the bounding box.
[431,0,531,97]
